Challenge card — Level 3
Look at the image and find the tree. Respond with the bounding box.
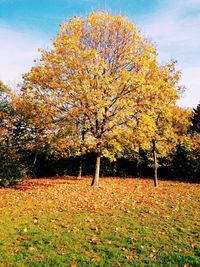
[0,82,29,186]
[0,81,10,150]
[121,60,182,186]
[0,81,10,94]
[190,104,200,180]
[22,12,181,186]
[191,103,200,133]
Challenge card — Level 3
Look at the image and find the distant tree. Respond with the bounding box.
[0,82,28,186]
[0,81,10,94]
[190,104,200,180]
[168,106,200,182]
[191,103,200,133]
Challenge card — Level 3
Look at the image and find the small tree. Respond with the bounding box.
[123,60,182,186]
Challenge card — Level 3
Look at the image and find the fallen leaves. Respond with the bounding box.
[91,257,101,263]
[16,236,30,242]
[0,177,199,216]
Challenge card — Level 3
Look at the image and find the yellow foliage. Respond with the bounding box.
[21,12,183,159]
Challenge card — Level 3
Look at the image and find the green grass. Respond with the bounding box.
[0,207,199,266]
[0,177,199,266]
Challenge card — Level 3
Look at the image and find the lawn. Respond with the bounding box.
[0,177,199,266]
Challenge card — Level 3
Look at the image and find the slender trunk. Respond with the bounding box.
[91,154,101,187]
[152,140,158,187]
[32,150,38,168]
[77,156,82,179]
[77,128,85,179]
[136,156,140,178]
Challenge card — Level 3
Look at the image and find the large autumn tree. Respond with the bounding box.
[21,12,180,186]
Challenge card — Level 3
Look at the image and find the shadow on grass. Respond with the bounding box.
[12,176,85,191]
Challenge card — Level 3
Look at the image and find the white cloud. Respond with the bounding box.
[178,67,200,107]
[0,25,49,87]
[138,0,200,107]
[140,9,200,64]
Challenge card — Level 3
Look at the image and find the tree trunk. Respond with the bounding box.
[77,156,82,179]
[77,128,85,179]
[32,150,38,168]
[136,156,140,178]
[152,140,158,187]
[91,154,101,186]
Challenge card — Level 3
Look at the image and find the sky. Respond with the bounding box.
[0,0,200,108]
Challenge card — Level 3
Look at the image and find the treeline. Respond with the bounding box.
[0,12,200,186]
[0,80,200,187]
[27,145,200,182]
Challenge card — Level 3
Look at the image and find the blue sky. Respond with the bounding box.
[0,0,200,107]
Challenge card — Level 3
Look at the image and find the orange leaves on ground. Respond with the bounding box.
[0,177,199,214]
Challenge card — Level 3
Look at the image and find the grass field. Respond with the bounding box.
[0,177,199,266]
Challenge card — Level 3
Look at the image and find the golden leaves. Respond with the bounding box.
[1,176,199,214]
[20,11,185,161]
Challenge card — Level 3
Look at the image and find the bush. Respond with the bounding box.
[0,147,28,187]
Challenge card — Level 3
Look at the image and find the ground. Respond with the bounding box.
[0,177,199,266]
